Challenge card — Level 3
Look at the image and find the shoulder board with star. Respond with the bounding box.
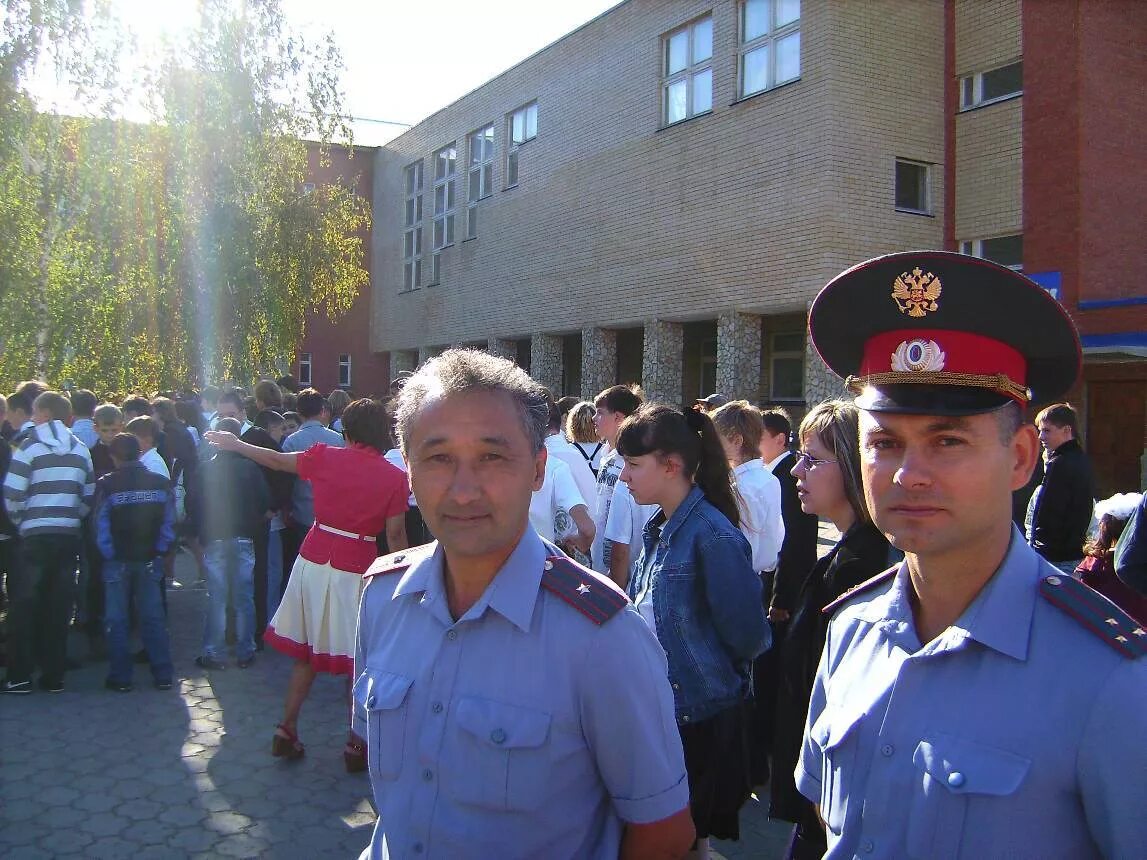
[540,555,629,626]
[363,542,434,581]
[821,566,899,615]
[1039,573,1147,659]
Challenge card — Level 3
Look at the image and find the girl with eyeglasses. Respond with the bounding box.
[769,400,895,860]
[617,404,771,859]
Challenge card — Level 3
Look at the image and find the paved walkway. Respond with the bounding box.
[0,532,838,858]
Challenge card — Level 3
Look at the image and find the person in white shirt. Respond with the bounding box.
[711,401,784,574]
[590,385,644,574]
[566,401,605,476]
[542,398,597,507]
[529,456,594,555]
[603,479,658,589]
[126,416,171,481]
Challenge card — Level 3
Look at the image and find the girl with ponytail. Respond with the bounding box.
[617,404,771,858]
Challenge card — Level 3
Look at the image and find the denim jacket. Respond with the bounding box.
[629,485,771,724]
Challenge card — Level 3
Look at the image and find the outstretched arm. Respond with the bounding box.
[203,431,299,474]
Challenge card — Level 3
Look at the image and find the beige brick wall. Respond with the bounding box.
[371,0,946,354]
[955,0,1021,75]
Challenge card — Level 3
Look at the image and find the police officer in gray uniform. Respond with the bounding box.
[795,252,1147,858]
[354,348,694,859]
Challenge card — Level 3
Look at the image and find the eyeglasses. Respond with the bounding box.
[794,450,838,471]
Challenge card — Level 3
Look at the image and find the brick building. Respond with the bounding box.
[293,141,391,398]
[368,0,1146,492]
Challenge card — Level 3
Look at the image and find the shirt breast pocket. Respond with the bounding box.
[445,696,553,812]
[352,669,414,782]
[907,734,1031,860]
[809,705,867,834]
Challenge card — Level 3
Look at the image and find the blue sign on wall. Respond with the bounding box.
[1026,271,1062,302]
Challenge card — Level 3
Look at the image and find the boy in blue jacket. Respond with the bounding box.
[95,433,176,692]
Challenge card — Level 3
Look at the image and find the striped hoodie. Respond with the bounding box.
[4,420,95,536]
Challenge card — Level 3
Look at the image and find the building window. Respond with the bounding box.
[468,124,494,238]
[770,332,804,401]
[662,15,713,125]
[403,161,423,291]
[432,143,456,251]
[429,251,441,286]
[894,159,931,215]
[298,352,312,387]
[960,234,1023,270]
[300,182,316,195]
[506,102,537,188]
[960,61,1022,110]
[739,0,800,99]
[338,354,352,388]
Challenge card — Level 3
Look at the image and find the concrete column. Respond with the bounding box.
[530,334,563,394]
[716,311,762,402]
[487,337,517,362]
[581,327,617,400]
[390,350,417,377]
[641,319,684,406]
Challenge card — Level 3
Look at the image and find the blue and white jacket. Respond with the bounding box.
[3,420,95,537]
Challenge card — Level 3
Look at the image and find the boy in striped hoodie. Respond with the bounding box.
[2,391,95,694]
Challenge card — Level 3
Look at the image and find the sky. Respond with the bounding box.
[32,0,625,146]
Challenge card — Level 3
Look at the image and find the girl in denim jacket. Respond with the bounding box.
[618,404,771,859]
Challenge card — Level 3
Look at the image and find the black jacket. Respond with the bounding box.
[0,440,15,537]
[240,426,295,515]
[1029,438,1095,562]
[186,451,271,543]
[769,451,821,613]
[94,462,176,562]
[770,520,893,825]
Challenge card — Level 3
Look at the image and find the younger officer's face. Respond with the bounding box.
[406,389,546,563]
[858,410,1038,561]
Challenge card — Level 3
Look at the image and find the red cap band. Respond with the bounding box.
[859,329,1028,385]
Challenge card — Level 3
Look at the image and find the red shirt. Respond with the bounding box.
[297,443,409,574]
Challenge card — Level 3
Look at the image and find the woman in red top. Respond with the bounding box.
[206,398,408,770]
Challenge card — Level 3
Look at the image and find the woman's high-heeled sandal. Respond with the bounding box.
[272,724,305,760]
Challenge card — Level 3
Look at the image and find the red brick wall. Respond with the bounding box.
[294,142,391,398]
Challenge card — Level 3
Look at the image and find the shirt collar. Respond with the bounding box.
[392,527,547,633]
[734,459,764,479]
[855,527,1036,661]
[650,484,706,545]
[763,451,792,473]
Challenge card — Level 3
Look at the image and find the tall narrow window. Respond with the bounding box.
[770,332,805,401]
[506,102,537,188]
[740,0,800,98]
[338,354,352,388]
[468,124,494,238]
[960,235,1023,270]
[432,143,456,252]
[662,15,713,125]
[894,159,931,215]
[403,161,423,291]
[298,352,312,386]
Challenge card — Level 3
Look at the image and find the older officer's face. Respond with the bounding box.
[858,409,1038,561]
[405,388,546,563]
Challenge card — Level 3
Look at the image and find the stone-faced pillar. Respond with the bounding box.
[417,346,435,366]
[581,327,617,400]
[641,320,684,406]
[390,350,417,377]
[487,338,517,362]
[716,311,762,402]
[530,334,563,394]
[803,334,848,406]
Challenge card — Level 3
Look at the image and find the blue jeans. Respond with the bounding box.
[203,539,256,662]
[103,559,172,685]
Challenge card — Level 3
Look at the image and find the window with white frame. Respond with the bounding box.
[506,102,537,187]
[770,332,804,401]
[338,354,352,388]
[402,161,423,291]
[739,0,800,98]
[467,124,494,239]
[429,251,441,286]
[960,234,1023,270]
[960,61,1022,110]
[662,15,713,125]
[894,159,932,215]
[298,352,312,386]
[432,143,456,251]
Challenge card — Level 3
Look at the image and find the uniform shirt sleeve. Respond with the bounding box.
[577,607,689,824]
[795,629,831,803]
[1076,657,1147,857]
[352,577,374,739]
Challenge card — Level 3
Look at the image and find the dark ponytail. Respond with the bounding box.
[617,404,741,527]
